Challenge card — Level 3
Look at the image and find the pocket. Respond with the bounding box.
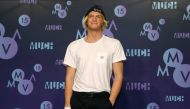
[107,99,113,108]
[70,94,74,105]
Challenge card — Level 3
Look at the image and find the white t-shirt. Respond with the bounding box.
[63,35,126,92]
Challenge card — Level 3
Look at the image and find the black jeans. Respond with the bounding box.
[71,91,113,109]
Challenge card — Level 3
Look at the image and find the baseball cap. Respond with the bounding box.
[84,5,107,20]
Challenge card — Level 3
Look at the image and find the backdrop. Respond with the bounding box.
[0,0,190,109]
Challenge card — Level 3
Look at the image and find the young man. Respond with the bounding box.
[64,5,126,109]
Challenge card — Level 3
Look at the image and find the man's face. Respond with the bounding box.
[86,11,104,31]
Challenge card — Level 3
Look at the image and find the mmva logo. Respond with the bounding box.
[173,32,190,39]
[147,102,159,109]
[76,20,118,39]
[140,18,166,41]
[157,48,190,88]
[165,95,184,102]
[76,29,86,40]
[45,24,62,31]
[20,0,37,5]
[114,5,127,17]
[18,14,31,27]
[183,4,190,21]
[152,1,177,10]
[55,59,64,65]
[0,23,21,60]
[103,20,118,38]
[7,69,36,95]
[126,82,151,91]
[52,1,72,19]
[40,101,53,109]
[126,49,150,57]
[45,81,65,90]
[30,42,54,50]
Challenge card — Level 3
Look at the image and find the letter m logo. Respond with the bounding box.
[157,65,169,77]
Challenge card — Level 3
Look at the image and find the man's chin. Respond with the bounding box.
[88,27,102,31]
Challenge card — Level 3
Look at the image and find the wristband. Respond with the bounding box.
[64,107,71,109]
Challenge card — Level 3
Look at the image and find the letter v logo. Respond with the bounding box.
[181,71,190,82]
[173,64,190,88]
[2,43,11,54]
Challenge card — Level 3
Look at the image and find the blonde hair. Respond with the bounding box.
[82,16,108,30]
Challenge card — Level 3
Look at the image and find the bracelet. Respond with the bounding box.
[64,107,71,109]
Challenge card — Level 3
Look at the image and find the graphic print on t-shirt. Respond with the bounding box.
[96,52,107,64]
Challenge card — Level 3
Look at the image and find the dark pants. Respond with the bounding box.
[71,91,113,109]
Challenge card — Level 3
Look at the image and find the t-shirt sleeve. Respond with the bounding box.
[63,43,77,68]
[112,40,126,63]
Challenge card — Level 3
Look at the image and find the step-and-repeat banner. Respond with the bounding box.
[0,0,190,109]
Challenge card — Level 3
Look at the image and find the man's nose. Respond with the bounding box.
[92,17,97,21]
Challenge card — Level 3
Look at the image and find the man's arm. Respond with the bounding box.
[64,66,76,107]
[109,61,124,106]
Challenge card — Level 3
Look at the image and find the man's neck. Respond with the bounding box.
[85,30,103,43]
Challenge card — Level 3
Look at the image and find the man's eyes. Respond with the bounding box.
[89,15,102,18]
